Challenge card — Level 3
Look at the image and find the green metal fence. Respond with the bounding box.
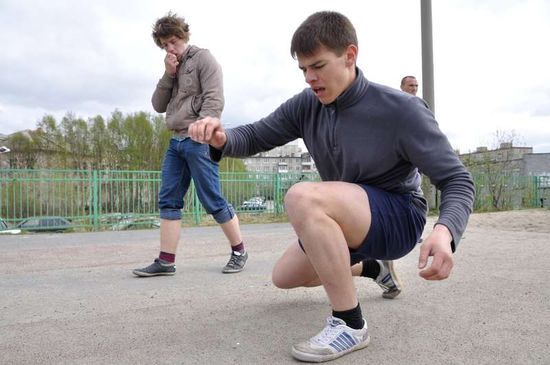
[471,173,547,211]
[0,169,319,232]
[0,169,546,232]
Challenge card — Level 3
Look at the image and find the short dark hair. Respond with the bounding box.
[401,76,417,86]
[152,12,190,48]
[290,11,357,59]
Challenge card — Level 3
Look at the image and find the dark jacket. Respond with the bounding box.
[214,68,475,249]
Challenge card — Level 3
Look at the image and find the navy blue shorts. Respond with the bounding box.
[299,184,427,265]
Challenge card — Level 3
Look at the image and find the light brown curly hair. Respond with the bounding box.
[152,11,190,48]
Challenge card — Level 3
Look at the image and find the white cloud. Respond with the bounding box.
[1,0,549,153]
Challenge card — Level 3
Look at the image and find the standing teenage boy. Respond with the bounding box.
[133,12,248,277]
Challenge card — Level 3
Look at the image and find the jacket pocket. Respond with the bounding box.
[179,65,200,93]
[191,95,203,117]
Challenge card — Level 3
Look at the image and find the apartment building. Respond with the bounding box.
[242,144,317,174]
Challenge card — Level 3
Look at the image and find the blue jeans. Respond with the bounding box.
[158,137,235,224]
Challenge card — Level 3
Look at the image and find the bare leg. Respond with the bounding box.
[133,218,181,276]
[220,214,248,273]
[273,245,366,288]
[280,181,372,311]
[219,215,243,246]
[159,219,181,254]
[272,241,322,288]
[351,262,363,277]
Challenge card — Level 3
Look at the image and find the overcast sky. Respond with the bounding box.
[1,0,549,153]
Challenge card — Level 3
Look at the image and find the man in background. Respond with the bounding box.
[400,75,419,96]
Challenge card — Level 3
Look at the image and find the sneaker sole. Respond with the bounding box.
[132,270,176,277]
[291,335,370,363]
[221,267,245,274]
[382,261,403,299]
[382,287,401,299]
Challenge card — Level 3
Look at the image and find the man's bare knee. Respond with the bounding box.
[284,182,322,216]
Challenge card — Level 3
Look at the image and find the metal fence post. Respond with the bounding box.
[92,170,99,231]
[274,173,283,215]
[534,176,540,207]
[0,172,3,220]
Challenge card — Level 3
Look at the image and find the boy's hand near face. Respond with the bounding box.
[164,52,179,75]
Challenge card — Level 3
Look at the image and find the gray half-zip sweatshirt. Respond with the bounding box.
[211,68,475,250]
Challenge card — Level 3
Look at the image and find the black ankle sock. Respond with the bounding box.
[231,241,245,254]
[361,259,380,280]
[332,303,364,330]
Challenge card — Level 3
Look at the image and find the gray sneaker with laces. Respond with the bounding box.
[222,251,248,273]
[291,316,370,363]
[375,260,402,299]
[132,258,176,277]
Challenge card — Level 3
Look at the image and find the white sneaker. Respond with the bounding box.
[291,316,370,363]
[375,260,403,299]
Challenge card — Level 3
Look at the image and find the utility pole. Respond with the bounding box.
[421,0,435,113]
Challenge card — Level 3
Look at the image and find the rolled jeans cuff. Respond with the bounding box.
[212,204,235,224]
[160,209,182,220]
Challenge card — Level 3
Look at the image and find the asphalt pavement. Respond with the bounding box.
[1,213,549,364]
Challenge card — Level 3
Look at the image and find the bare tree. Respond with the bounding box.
[462,129,526,210]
